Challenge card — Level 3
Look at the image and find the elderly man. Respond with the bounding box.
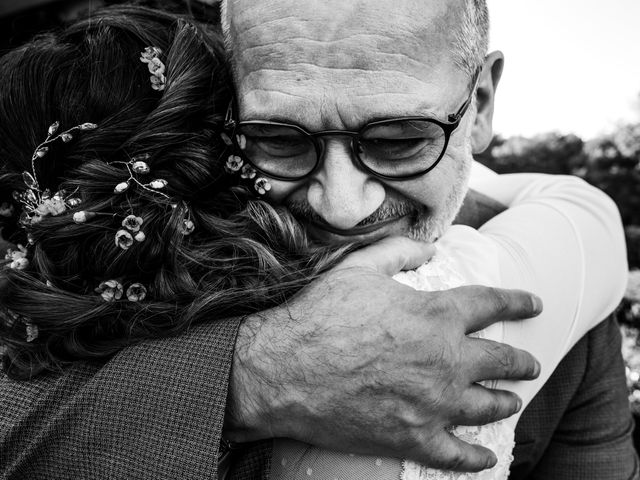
[0,1,636,479]
[216,0,637,478]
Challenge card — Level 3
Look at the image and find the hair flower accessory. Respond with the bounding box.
[95,280,124,302]
[72,211,96,224]
[134,231,146,242]
[132,161,150,174]
[25,322,39,343]
[180,219,195,236]
[14,121,96,228]
[4,245,29,270]
[126,283,147,302]
[254,177,272,195]
[122,215,144,232]
[149,179,168,190]
[240,164,256,180]
[225,155,243,173]
[0,202,14,217]
[140,46,166,91]
[115,229,134,250]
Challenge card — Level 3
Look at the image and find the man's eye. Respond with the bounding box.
[249,136,309,156]
[367,138,426,149]
[362,137,429,156]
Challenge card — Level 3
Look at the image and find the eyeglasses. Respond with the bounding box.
[224,71,481,181]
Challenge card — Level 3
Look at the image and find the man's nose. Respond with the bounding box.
[306,138,385,230]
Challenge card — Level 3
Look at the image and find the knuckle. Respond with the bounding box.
[487,287,511,315]
[444,449,468,471]
[484,397,503,422]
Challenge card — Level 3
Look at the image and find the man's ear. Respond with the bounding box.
[471,50,504,154]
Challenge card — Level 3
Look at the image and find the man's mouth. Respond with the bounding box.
[301,214,414,244]
[285,199,422,244]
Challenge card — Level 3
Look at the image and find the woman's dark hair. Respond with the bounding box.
[0,5,350,379]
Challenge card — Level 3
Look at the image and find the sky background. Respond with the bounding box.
[486,0,640,140]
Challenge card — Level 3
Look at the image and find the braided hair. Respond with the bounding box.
[0,5,350,379]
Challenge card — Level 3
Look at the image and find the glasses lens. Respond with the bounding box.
[359,120,447,177]
[237,123,317,178]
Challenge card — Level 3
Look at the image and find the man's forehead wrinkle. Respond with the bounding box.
[229,0,457,68]
[235,41,445,87]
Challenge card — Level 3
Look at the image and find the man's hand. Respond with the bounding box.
[225,237,542,472]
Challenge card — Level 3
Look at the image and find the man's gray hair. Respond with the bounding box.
[220,0,489,80]
[454,0,490,77]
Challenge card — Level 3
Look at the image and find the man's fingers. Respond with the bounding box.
[439,285,543,333]
[467,337,541,382]
[452,385,522,426]
[339,236,435,275]
[410,430,498,472]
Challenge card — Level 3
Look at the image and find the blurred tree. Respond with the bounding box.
[478,124,640,268]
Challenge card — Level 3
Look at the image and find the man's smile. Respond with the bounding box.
[301,214,413,244]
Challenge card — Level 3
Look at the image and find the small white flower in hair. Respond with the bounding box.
[132,161,151,175]
[225,155,243,173]
[0,202,14,217]
[95,279,124,302]
[141,46,166,92]
[5,244,29,271]
[149,75,166,91]
[25,322,39,343]
[126,283,147,302]
[254,177,272,196]
[122,215,144,233]
[148,179,168,190]
[147,57,165,76]
[140,46,162,62]
[73,211,97,224]
[115,229,134,250]
[114,181,130,193]
[134,231,146,243]
[180,219,195,236]
[48,121,60,136]
[240,164,257,180]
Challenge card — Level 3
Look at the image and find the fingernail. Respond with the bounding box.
[533,360,541,377]
[531,294,543,315]
[515,396,522,413]
[486,452,497,469]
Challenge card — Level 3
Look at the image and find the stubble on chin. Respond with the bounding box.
[406,143,474,243]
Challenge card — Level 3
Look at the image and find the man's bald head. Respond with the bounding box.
[221,0,489,82]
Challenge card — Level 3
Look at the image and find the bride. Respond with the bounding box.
[0,4,627,479]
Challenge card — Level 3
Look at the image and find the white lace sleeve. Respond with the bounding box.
[395,232,513,480]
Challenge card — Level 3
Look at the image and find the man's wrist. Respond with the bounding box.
[224,309,294,442]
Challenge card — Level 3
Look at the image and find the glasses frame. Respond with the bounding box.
[224,69,482,181]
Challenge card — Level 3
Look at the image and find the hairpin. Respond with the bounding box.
[13,121,97,229]
[140,47,166,91]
